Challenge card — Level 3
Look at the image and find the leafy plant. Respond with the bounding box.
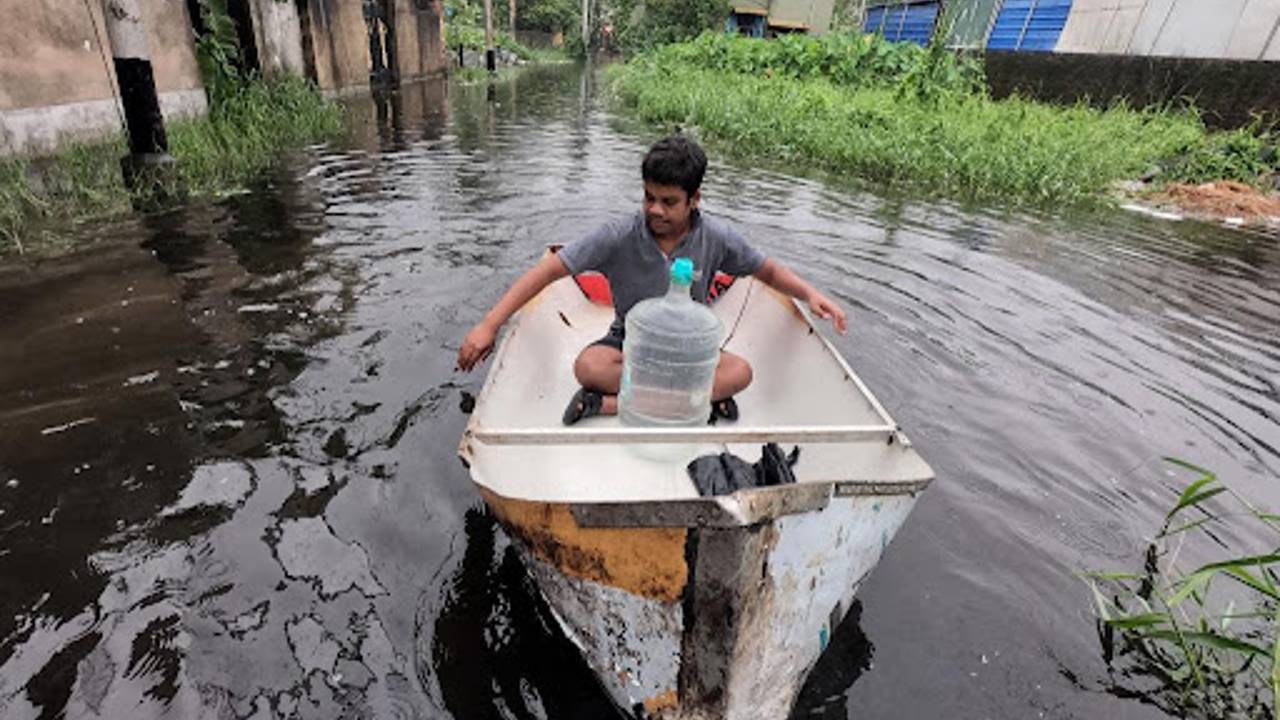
[193,0,245,105]
[1086,459,1280,719]
[1163,126,1279,187]
[608,0,729,53]
[639,32,984,96]
[518,0,580,34]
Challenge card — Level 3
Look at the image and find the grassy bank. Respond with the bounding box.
[0,77,342,256]
[608,33,1278,207]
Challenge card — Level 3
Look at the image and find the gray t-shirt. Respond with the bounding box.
[559,210,766,331]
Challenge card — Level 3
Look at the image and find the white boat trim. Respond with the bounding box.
[469,423,898,445]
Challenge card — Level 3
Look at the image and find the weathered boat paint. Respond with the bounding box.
[480,482,923,719]
[478,487,689,603]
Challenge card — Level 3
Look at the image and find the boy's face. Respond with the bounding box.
[643,182,700,237]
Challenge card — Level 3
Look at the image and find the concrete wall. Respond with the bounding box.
[250,0,306,77]
[0,0,207,156]
[394,0,446,82]
[986,50,1280,129]
[1056,0,1280,59]
[300,0,444,91]
[302,0,371,91]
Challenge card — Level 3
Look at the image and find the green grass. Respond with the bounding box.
[608,34,1278,207]
[0,76,342,257]
[1086,459,1280,718]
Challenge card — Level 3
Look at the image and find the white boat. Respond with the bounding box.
[459,250,934,719]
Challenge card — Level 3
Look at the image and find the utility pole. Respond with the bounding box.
[581,0,589,52]
[101,0,175,193]
[483,0,496,72]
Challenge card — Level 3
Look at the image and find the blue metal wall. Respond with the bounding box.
[987,0,1073,51]
[864,2,941,46]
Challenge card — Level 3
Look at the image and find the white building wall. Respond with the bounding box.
[1057,0,1146,54]
[1056,0,1280,59]
[1224,0,1280,59]
[1122,0,1164,55]
[1148,0,1242,57]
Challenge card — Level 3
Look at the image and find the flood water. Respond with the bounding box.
[2,63,1278,719]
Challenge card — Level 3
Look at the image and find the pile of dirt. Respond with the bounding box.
[1152,181,1280,223]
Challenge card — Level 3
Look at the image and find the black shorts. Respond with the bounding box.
[589,325,625,352]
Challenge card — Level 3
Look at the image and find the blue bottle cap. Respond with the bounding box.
[671,258,695,285]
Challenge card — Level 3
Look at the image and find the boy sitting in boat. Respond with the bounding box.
[455,134,847,424]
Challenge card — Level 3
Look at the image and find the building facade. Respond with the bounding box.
[0,0,448,157]
[863,0,1280,60]
[727,0,839,36]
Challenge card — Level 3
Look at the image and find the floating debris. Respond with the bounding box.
[123,370,160,387]
[40,417,97,436]
[238,303,280,314]
[1119,203,1183,222]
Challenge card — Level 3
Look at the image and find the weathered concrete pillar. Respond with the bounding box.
[483,0,496,72]
[101,0,176,190]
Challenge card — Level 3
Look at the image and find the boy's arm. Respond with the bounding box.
[457,253,571,370]
[752,258,848,334]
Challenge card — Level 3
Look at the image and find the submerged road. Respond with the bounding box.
[2,64,1278,718]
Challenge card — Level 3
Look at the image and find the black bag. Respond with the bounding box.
[686,443,800,497]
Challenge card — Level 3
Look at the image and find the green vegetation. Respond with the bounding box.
[445,0,570,62]
[607,0,728,53]
[1087,459,1279,719]
[609,33,1278,206]
[0,77,343,256]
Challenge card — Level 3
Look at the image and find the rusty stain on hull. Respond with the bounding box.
[644,688,679,715]
[479,487,689,603]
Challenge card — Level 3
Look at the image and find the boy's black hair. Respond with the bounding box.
[641,135,707,197]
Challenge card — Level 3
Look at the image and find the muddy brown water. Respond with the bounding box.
[1,64,1278,719]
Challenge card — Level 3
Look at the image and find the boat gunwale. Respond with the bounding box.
[478,477,933,529]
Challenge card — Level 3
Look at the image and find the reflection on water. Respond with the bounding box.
[0,62,1277,719]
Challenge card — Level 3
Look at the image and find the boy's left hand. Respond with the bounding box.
[807,292,847,334]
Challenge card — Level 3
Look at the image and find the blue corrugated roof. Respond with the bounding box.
[988,0,1072,51]
[864,1,941,46]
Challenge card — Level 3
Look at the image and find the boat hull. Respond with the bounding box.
[481,484,921,719]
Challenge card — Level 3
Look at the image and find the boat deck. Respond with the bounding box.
[462,269,933,503]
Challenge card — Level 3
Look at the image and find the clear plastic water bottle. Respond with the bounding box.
[619,258,722,458]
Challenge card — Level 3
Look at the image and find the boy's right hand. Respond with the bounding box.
[457,322,497,371]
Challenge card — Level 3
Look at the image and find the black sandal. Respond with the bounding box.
[562,387,604,426]
[708,397,740,425]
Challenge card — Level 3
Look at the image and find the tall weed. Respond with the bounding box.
[1086,459,1280,719]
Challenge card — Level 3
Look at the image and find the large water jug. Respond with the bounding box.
[619,258,722,458]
